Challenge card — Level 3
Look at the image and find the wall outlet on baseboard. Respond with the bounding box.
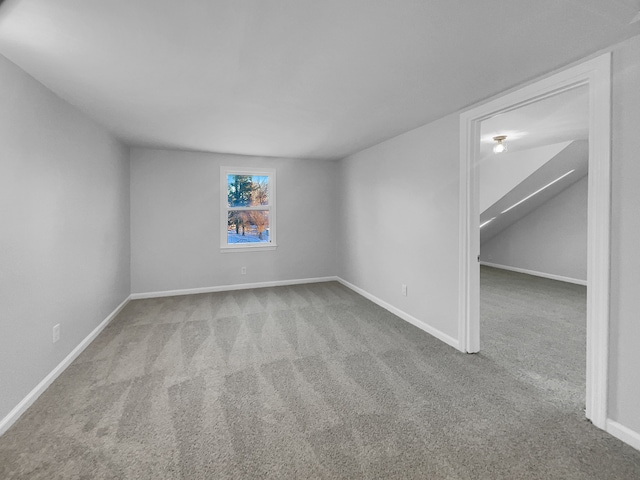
[52,324,60,343]
[241,266,247,275]
[401,284,407,296]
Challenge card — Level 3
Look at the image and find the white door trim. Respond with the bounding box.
[458,53,611,429]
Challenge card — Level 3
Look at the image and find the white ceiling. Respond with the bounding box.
[480,140,589,243]
[478,84,589,242]
[480,85,589,158]
[1,0,639,160]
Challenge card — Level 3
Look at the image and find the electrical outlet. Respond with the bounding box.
[52,324,60,343]
[401,284,407,296]
[241,266,247,275]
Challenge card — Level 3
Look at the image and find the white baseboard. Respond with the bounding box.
[336,278,459,350]
[607,419,640,452]
[4,280,639,453]
[132,276,459,350]
[130,276,340,300]
[480,261,587,286]
[0,295,131,437]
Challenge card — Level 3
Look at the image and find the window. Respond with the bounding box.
[220,167,276,251]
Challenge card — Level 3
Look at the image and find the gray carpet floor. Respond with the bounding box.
[480,266,588,411]
[1,276,639,479]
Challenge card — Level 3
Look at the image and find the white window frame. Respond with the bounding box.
[220,166,277,252]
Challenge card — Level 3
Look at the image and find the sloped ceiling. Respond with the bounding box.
[480,86,589,158]
[0,0,639,159]
[477,83,589,242]
[479,141,573,214]
[480,140,589,244]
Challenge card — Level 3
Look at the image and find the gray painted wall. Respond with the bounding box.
[609,33,640,434]
[2,32,639,444]
[130,149,338,294]
[480,176,588,282]
[0,55,130,421]
[337,113,461,341]
[337,34,640,436]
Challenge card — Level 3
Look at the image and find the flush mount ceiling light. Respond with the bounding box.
[493,135,508,154]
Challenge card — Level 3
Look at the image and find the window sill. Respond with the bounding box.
[220,244,278,253]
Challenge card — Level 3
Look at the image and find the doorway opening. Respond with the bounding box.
[458,54,611,429]
[478,85,589,417]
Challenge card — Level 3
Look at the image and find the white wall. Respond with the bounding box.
[0,55,130,422]
[609,34,640,435]
[337,113,461,342]
[480,176,588,282]
[130,149,338,294]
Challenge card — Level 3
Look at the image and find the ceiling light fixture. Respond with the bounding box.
[493,135,508,154]
[480,217,496,228]
[501,169,575,214]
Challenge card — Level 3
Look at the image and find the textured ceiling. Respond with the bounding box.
[0,0,638,159]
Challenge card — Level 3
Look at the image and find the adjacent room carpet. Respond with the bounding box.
[1,276,639,479]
